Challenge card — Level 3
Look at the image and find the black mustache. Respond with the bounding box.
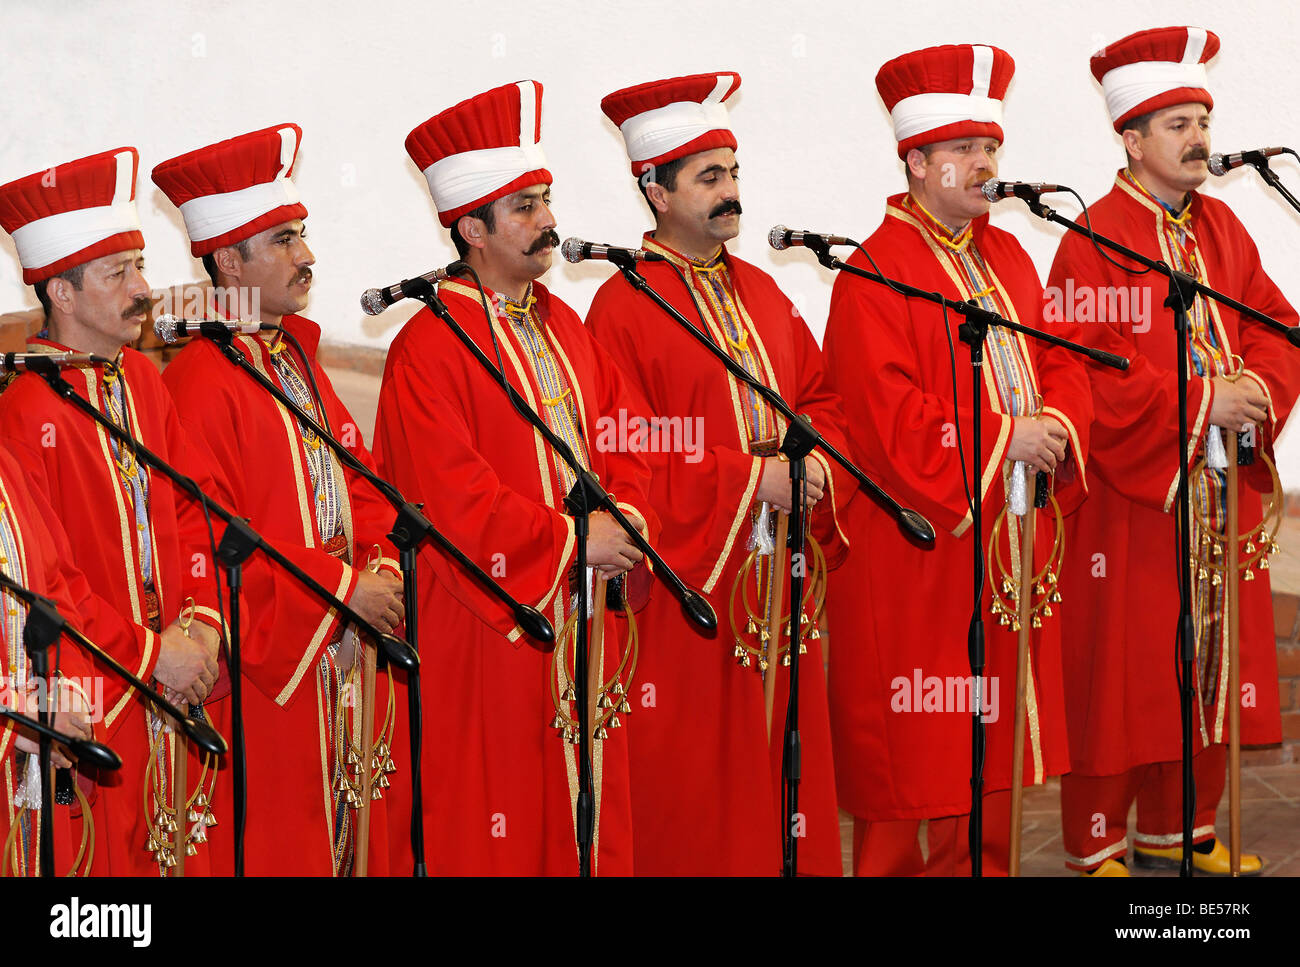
[710,200,743,219]
[1183,148,1210,162]
[526,229,561,255]
[292,267,313,285]
[123,296,155,319]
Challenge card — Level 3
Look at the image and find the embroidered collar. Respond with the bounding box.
[1120,168,1194,227]
[904,194,974,252]
[642,234,727,271]
[495,283,537,319]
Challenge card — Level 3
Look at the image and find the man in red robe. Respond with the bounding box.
[0,148,224,876]
[585,72,851,875]
[374,80,656,875]
[824,44,1093,876]
[1047,26,1300,876]
[0,449,98,877]
[152,124,406,876]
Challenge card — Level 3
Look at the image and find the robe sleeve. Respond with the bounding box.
[1046,222,1213,513]
[0,427,162,740]
[0,465,98,758]
[307,360,403,579]
[587,282,763,593]
[376,327,582,640]
[783,291,852,568]
[1215,210,1300,492]
[1019,253,1093,517]
[824,251,1015,538]
[162,345,359,710]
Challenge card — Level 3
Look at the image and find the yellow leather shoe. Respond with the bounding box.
[1133,838,1263,876]
[1081,858,1130,877]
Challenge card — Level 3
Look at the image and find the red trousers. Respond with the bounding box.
[1060,745,1226,870]
[851,790,1012,876]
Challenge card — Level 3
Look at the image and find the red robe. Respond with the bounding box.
[0,344,228,876]
[585,235,851,875]
[162,315,399,876]
[1046,172,1300,775]
[373,277,656,876]
[0,450,98,876]
[823,194,1092,822]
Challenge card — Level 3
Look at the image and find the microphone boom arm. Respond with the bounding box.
[31,367,421,671]
[0,570,225,757]
[186,325,556,647]
[407,276,717,633]
[610,250,938,546]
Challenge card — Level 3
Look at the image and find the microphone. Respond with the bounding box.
[153,315,276,344]
[1,351,107,373]
[1208,147,1290,176]
[559,239,664,264]
[359,261,466,316]
[767,226,856,251]
[981,181,1069,202]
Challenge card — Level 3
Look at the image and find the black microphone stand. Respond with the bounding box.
[1009,188,1298,875]
[180,324,557,877]
[1241,152,1300,216]
[792,233,1126,876]
[27,358,416,877]
[0,691,118,878]
[0,704,121,770]
[0,571,201,875]
[406,277,717,878]
[606,249,937,876]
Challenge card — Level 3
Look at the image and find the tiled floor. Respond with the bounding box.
[326,361,1300,879]
[837,766,1300,876]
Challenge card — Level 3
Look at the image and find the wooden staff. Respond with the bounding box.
[764,511,791,743]
[1008,466,1035,877]
[172,704,187,878]
[355,639,378,877]
[172,599,196,878]
[355,549,384,877]
[586,574,609,741]
[1226,431,1242,876]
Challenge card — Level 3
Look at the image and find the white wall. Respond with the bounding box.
[3,0,1300,481]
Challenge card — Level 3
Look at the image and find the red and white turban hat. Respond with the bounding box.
[405,80,552,228]
[875,44,1015,159]
[151,123,308,257]
[1090,26,1219,132]
[600,72,742,175]
[0,148,144,284]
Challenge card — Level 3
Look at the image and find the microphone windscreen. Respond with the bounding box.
[359,289,387,316]
[1207,154,1228,176]
[560,238,585,264]
[767,225,789,251]
[154,314,179,344]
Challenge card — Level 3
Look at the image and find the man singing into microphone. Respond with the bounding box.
[823,44,1092,875]
[584,71,852,875]
[1047,26,1300,876]
[152,125,405,876]
[0,148,223,876]
[373,80,657,875]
